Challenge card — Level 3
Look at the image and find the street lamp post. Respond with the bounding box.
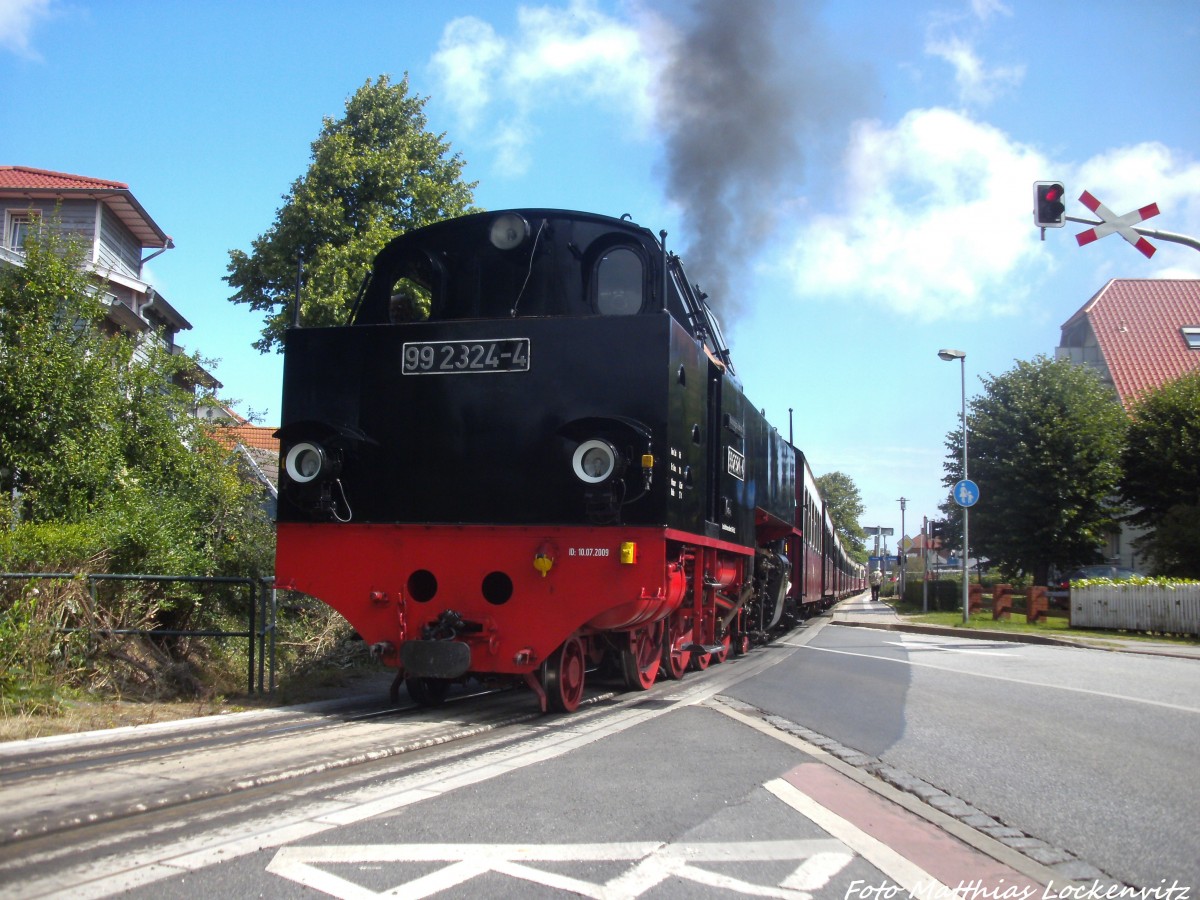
[938,349,969,624]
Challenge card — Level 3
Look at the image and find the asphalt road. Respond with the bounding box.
[728,621,1200,888]
[4,610,1197,897]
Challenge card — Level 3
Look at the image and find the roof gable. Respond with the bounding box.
[1063,279,1200,406]
[0,165,170,249]
[0,166,128,191]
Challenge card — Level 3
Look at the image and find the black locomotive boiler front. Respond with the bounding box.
[276,211,728,533]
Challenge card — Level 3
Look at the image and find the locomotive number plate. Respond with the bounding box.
[402,338,530,374]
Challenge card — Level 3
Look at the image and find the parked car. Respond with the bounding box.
[1049,565,1144,604]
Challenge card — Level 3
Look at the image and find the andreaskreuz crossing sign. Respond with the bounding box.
[1075,190,1160,258]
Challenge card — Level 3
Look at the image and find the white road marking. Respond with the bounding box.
[2,639,810,898]
[799,643,1200,714]
[883,639,1016,656]
[266,839,853,899]
[765,779,953,900]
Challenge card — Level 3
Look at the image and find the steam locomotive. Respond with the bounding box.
[274,209,864,712]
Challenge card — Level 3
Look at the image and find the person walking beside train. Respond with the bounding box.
[869,568,882,601]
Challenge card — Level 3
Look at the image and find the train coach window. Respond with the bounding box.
[594,246,644,315]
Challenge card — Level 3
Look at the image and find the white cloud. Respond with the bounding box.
[431,0,655,176]
[784,107,1047,320]
[430,17,506,130]
[969,0,1012,23]
[0,0,53,59]
[923,0,1022,107]
[1071,142,1200,277]
[783,114,1200,320]
[925,33,1024,106]
[1073,142,1200,225]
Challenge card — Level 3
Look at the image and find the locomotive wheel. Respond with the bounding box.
[660,615,693,680]
[711,633,732,664]
[406,676,451,707]
[543,635,586,713]
[690,632,732,670]
[620,622,662,690]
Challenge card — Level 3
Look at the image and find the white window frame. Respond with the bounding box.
[5,210,40,251]
[1182,327,1200,350]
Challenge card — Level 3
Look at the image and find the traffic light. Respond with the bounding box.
[1034,181,1066,228]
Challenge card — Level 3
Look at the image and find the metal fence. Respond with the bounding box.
[0,572,278,694]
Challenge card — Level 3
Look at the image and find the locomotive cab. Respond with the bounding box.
[354,210,667,323]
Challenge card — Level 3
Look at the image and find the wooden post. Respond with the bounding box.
[993,584,1012,620]
[1027,586,1049,624]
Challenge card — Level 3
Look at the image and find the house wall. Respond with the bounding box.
[2,200,142,282]
[1106,520,1150,572]
[1055,322,1112,390]
[4,199,96,255]
[96,205,142,279]
[1,177,215,411]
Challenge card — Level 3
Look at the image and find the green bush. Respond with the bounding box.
[0,221,277,711]
[0,521,107,572]
[902,578,963,611]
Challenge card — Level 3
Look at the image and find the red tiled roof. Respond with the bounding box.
[0,164,169,248]
[1063,279,1200,407]
[214,422,280,454]
[0,165,129,191]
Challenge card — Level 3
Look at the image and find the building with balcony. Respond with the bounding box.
[0,165,214,391]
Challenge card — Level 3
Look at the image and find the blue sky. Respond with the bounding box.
[3,0,1199,547]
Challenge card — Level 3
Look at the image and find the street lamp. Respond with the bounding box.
[938,348,969,624]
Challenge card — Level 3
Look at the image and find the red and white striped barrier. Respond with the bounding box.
[1075,190,1159,258]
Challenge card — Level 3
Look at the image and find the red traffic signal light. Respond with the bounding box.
[1034,181,1066,228]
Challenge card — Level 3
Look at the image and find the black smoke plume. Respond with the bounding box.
[656,0,871,322]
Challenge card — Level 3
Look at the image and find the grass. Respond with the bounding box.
[0,591,393,743]
[888,599,1200,646]
[0,656,393,743]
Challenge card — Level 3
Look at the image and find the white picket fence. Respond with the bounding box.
[1071,584,1200,635]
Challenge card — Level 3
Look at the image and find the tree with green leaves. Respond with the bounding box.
[1121,369,1200,577]
[940,355,1126,585]
[0,225,273,579]
[815,471,868,562]
[0,226,130,523]
[226,74,479,352]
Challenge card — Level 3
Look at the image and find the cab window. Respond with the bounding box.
[594,246,644,315]
[388,277,432,323]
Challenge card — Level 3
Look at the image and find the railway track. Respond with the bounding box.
[0,625,818,898]
[0,679,600,848]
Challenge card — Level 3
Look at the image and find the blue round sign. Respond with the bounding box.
[953,479,980,508]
